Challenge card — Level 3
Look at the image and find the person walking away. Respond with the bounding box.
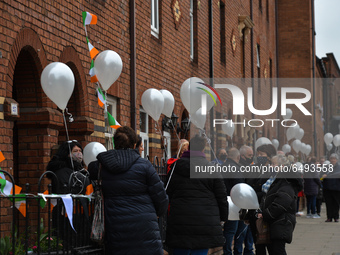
[166,135,228,255]
[88,126,169,255]
[303,157,321,218]
[322,153,340,222]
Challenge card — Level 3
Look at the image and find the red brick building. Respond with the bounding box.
[0,0,335,203]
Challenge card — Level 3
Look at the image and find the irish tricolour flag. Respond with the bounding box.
[108,112,121,129]
[82,12,97,26]
[0,178,22,196]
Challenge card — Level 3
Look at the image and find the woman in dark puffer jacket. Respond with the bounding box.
[166,135,228,255]
[257,155,303,255]
[88,126,169,255]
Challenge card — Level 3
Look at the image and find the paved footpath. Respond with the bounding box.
[286,206,340,255]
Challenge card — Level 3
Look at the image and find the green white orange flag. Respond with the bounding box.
[97,87,106,108]
[12,194,27,217]
[82,12,97,26]
[39,190,57,212]
[107,112,121,129]
[0,178,22,196]
[87,38,99,59]
[90,60,99,83]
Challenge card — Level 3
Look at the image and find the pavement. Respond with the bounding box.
[286,204,340,255]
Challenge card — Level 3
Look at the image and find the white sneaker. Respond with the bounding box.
[306,214,312,218]
[312,214,321,218]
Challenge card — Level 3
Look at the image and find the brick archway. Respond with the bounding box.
[8,28,63,189]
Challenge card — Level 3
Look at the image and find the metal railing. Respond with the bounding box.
[0,156,168,255]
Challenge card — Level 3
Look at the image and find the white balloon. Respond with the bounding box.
[190,108,207,130]
[293,162,304,173]
[295,128,304,140]
[292,139,302,153]
[283,108,293,120]
[286,127,295,141]
[333,134,340,147]
[41,62,75,110]
[282,144,291,154]
[83,142,107,166]
[327,143,333,151]
[94,50,123,91]
[227,196,240,221]
[271,139,279,150]
[255,137,272,150]
[324,133,333,145]
[300,143,307,154]
[180,77,217,114]
[221,121,235,137]
[230,183,259,210]
[324,160,330,165]
[160,90,175,118]
[305,144,312,156]
[142,89,164,121]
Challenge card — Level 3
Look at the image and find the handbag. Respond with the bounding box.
[90,164,105,243]
[255,217,270,244]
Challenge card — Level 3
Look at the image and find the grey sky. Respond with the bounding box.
[315,0,340,63]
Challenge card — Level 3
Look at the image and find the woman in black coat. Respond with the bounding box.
[88,126,169,255]
[257,155,303,255]
[166,135,228,255]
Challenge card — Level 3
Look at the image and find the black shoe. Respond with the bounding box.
[335,219,339,222]
[325,219,332,222]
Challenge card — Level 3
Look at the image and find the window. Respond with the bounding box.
[140,108,149,158]
[163,131,171,159]
[105,96,117,150]
[151,0,159,37]
[190,0,194,59]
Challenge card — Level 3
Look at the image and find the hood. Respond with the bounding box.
[276,172,304,193]
[97,149,140,174]
[46,155,83,173]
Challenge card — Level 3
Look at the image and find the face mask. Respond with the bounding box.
[245,157,253,165]
[219,154,227,161]
[72,152,83,163]
[257,156,268,165]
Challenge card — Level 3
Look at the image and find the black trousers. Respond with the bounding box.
[323,189,340,220]
[255,240,286,255]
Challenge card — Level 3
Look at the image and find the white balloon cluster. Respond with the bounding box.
[141,88,175,122]
[324,133,340,153]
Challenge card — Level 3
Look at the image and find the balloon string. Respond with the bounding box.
[202,129,218,163]
[63,110,74,171]
[170,121,181,142]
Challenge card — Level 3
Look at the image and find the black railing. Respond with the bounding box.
[0,156,168,255]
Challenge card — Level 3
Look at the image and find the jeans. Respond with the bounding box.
[173,248,209,255]
[306,195,317,214]
[234,221,254,255]
[223,220,238,255]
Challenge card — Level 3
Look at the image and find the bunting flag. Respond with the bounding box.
[97,87,106,108]
[40,190,57,212]
[12,194,27,217]
[0,151,5,163]
[90,60,99,83]
[87,38,99,59]
[107,112,121,129]
[0,172,5,180]
[82,11,97,26]
[0,178,22,196]
[85,184,94,197]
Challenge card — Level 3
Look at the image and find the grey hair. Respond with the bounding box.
[329,153,339,160]
[272,154,290,167]
[240,145,252,156]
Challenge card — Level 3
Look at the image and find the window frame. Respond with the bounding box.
[140,108,149,158]
[151,0,159,38]
[190,0,194,60]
